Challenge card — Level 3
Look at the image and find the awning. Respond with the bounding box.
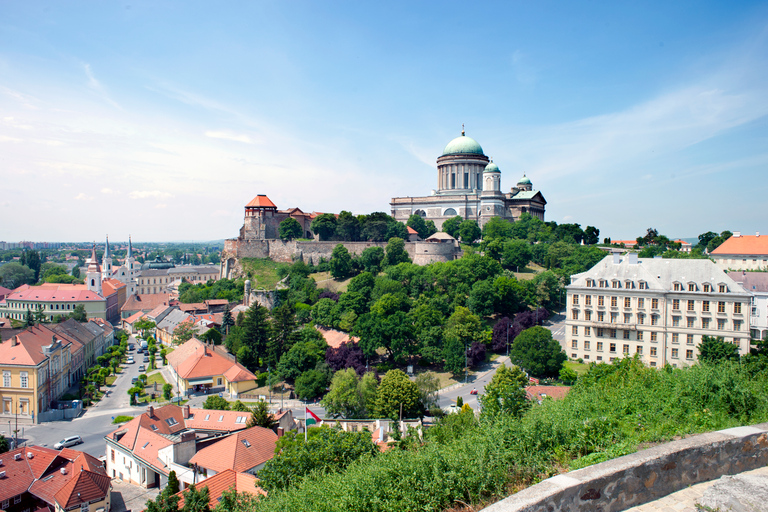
[187,378,213,385]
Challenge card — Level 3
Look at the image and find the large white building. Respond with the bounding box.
[565,253,751,367]
[729,271,768,342]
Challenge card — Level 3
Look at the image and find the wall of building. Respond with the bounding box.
[714,254,768,271]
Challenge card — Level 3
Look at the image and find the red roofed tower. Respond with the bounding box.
[241,194,279,240]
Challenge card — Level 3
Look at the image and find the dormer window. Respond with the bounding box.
[673,283,682,291]
[688,283,697,292]
[639,281,647,290]
[625,281,634,289]
[611,280,620,289]
[719,284,727,293]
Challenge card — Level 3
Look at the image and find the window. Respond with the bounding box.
[585,296,592,306]
[111,449,115,462]
[584,341,590,350]
[717,319,726,330]
[639,281,647,290]
[636,346,643,355]
[585,310,592,321]
[242,439,251,447]
[572,326,578,335]
[651,332,658,342]
[672,333,679,344]
[585,327,591,336]
[610,343,616,353]
[718,301,726,313]
[572,310,579,320]
[584,354,590,360]
[702,318,710,329]
[651,298,659,309]
[672,348,679,358]
[687,300,695,311]
[688,283,696,292]
[650,361,657,367]
[638,313,645,325]
[637,331,643,340]
[719,284,727,293]
[597,342,603,351]
[597,356,602,361]
[204,414,210,420]
[651,315,659,326]
[625,281,633,289]
[572,340,578,349]
[610,329,617,338]
[20,372,28,388]
[672,316,680,327]
[218,415,224,422]
[734,320,742,331]
[704,283,711,292]
[3,371,10,387]
[2,500,8,509]
[165,418,178,426]
[687,317,695,328]
[651,347,657,356]
[236,416,248,424]
[674,283,682,291]
[638,298,644,308]
[734,302,742,314]
[672,299,680,310]
[702,301,710,312]
[623,330,630,339]
[624,313,631,323]
[598,296,605,306]
[597,312,605,322]
[623,344,630,354]
[611,313,618,323]
[572,295,579,305]
[686,350,693,360]
[687,334,694,345]
[14,496,21,505]
[597,328,605,337]
[572,353,577,359]
[611,296,618,307]
[624,297,631,308]
[586,279,594,287]
[612,281,620,289]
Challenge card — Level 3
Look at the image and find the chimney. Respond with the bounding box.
[11,336,17,347]
[734,231,741,238]
[612,252,620,264]
[147,405,154,418]
[182,405,190,419]
[277,427,284,438]
[757,232,760,237]
[629,253,638,265]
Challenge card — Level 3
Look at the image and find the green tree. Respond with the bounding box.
[266,303,298,368]
[279,217,303,240]
[335,211,360,241]
[294,369,329,401]
[310,213,338,241]
[181,484,210,512]
[414,371,439,411]
[699,335,740,363]
[458,219,481,243]
[441,215,463,239]
[246,400,279,429]
[241,302,271,370]
[0,262,34,288]
[502,239,533,271]
[173,322,198,344]
[25,250,42,282]
[510,326,566,378]
[479,364,530,418]
[559,366,578,385]
[373,369,421,419]
[481,217,513,242]
[0,434,9,454]
[134,318,156,339]
[359,246,385,274]
[69,304,88,322]
[202,395,230,410]
[329,244,353,279]
[221,305,235,335]
[145,487,181,512]
[163,383,173,401]
[276,328,328,383]
[583,226,600,245]
[166,469,180,495]
[321,368,376,418]
[201,328,222,345]
[71,265,81,279]
[382,237,411,267]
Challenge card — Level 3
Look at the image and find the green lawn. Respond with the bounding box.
[309,271,353,293]
[564,360,590,375]
[240,258,292,288]
[105,375,117,386]
[145,371,168,388]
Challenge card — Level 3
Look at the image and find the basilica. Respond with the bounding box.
[390,129,546,229]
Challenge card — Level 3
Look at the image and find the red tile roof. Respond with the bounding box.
[122,293,172,313]
[123,311,146,324]
[245,195,277,208]
[9,284,103,302]
[169,339,257,382]
[174,470,264,510]
[0,324,70,366]
[190,427,277,473]
[525,385,571,401]
[407,226,418,235]
[316,326,358,349]
[102,278,126,297]
[711,235,768,256]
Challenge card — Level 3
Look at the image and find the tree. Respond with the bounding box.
[246,400,279,429]
[23,307,34,328]
[181,484,210,512]
[294,369,329,401]
[166,470,180,495]
[173,322,198,345]
[479,364,530,418]
[163,383,173,401]
[266,303,298,368]
[510,326,566,378]
[0,262,35,288]
[583,226,600,245]
[441,215,463,239]
[414,371,439,411]
[359,246,385,274]
[310,213,338,241]
[502,240,532,271]
[69,304,87,322]
[329,244,353,279]
[699,335,740,363]
[134,318,156,339]
[221,305,235,336]
[559,366,578,385]
[276,329,328,383]
[71,265,81,279]
[373,369,421,419]
[0,434,9,454]
[481,217,513,242]
[382,237,410,267]
[322,368,364,418]
[279,217,303,240]
[201,328,222,345]
[241,302,271,370]
[25,250,42,282]
[335,211,360,241]
[202,395,230,410]
[145,487,181,512]
[458,219,481,243]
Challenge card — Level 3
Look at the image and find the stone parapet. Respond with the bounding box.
[482,423,768,512]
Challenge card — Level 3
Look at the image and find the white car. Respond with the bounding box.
[126,357,135,364]
[54,435,83,449]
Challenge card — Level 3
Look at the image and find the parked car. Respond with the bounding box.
[143,356,149,363]
[137,347,144,354]
[128,344,134,351]
[126,357,134,364]
[54,436,83,449]
[138,365,145,372]
[131,377,139,385]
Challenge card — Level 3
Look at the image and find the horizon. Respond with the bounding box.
[2,1,767,242]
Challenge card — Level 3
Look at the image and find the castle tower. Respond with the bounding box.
[101,235,112,280]
[86,244,102,296]
[480,160,505,225]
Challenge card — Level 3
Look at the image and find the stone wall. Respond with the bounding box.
[482,422,768,512]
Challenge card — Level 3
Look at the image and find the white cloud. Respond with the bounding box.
[155,203,168,209]
[0,135,22,143]
[74,192,93,201]
[205,131,255,144]
[129,190,174,199]
[101,188,115,194]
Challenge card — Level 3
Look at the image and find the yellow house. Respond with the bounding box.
[0,324,73,424]
[166,338,258,398]
[0,283,107,321]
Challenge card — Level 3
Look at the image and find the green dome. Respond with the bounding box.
[442,134,484,156]
[518,175,531,185]
[484,161,500,173]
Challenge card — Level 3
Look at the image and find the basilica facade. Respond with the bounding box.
[390,130,546,229]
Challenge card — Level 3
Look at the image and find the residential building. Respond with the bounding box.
[105,404,251,489]
[120,293,172,320]
[52,318,104,369]
[0,284,107,322]
[173,469,263,508]
[166,339,258,397]
[710,232,768,270]
[121,311,146,334]
[135,265,220,296]
[564,253,751,367]
[102,278,127,323]
[729,271,768,341]
[0,325,73,424]
[0,445,111,512]
[155,309,194,346]
[189,426,277,477]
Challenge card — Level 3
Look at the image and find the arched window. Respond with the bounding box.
[414,209,427,218]
[91,279,95,286]
[444,208,457,216]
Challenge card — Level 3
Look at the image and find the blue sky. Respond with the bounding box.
[1,1,767,243]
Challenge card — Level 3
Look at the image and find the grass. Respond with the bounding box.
[144,371,168,394]
[564,360,590,376]
[310,271,353,293]
[112,415,134,424]
[240,258,292,288]
[513,262,544,281]
[105,375,117,386]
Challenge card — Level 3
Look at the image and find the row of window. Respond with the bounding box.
[571,310,743,331]
[3,371,29,388]
[584,279,727,293]
[571,341,696,360]
[571,295,743,314]
[4,301,84,310]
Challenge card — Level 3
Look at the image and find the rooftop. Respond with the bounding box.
[711,233,768,256]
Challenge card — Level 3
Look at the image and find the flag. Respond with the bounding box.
[306,407,321,427]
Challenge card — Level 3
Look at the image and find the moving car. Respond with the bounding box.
[54,436,83,449]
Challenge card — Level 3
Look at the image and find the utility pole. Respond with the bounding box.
[464,342,468,384]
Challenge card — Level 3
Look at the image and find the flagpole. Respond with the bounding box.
[304,402,308,442]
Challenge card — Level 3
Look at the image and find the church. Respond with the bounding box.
[390,129,546,229]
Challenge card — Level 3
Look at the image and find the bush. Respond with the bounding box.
[202,395,230,410]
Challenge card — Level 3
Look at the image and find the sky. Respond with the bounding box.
[1,1,767,243]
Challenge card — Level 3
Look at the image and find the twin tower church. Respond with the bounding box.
[390,128,546,229]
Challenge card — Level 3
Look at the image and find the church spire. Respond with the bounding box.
[104,235,110,258]
[127,235,133,259]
